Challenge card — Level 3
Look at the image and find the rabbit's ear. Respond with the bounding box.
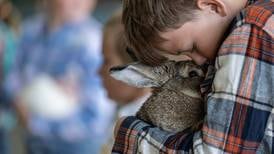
[109,62,163,88]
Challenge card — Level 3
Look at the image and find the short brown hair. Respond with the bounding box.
[104,9,133,64]
[123,0,198,66]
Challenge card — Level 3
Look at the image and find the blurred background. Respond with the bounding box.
[11,0,122,23]
[0,0,151,154]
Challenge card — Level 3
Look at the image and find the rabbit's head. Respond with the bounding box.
[110,60,205,88]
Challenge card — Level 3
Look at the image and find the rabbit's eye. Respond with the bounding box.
[189,71,198,78]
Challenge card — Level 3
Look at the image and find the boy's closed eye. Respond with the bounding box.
[175,48,194,55]
[159,51,192,62]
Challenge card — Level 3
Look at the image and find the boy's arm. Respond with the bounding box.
[112,19,274,153]
[113,116,195,153]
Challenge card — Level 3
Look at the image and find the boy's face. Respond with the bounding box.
[153,0,239,65]
[156,17,226,65]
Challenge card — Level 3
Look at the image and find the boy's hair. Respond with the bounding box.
[123,0,198,65]
[104,10,133,64]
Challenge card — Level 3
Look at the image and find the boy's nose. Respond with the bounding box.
[187,52,208,66]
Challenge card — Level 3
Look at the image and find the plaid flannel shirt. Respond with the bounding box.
[112,0,274,153]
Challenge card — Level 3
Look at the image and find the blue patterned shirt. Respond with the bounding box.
[5,15,115,141]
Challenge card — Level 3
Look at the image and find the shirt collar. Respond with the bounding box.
[223,0,259,41]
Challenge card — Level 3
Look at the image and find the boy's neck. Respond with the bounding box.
[227,0,249,17]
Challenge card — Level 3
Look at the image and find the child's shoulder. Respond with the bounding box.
[244,0,273,36]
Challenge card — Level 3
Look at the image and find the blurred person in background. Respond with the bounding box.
[0,20,16,154]
[0,0,21,33]
[0,0,19,78]
[0,0,20,153]
[99,10,151,154]
[4,0,115,154]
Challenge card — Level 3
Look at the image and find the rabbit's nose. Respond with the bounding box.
[109,66,127,72]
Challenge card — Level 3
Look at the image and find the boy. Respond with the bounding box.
[4,0,115,153]
[99,10,151,153]
[113,0,273,153]
[100,10,150,114]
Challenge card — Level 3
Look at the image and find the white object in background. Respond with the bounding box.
[19,75,79,120]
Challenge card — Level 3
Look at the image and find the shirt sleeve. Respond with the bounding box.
[112,22,274,153]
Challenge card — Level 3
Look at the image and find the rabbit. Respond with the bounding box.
[110,60,205,132]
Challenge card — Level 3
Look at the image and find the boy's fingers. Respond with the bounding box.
[114,117,127,138]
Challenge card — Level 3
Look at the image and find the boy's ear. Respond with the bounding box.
[196,0,227,17]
